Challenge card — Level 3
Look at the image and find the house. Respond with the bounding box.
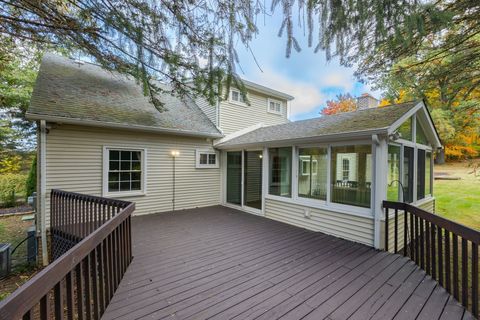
[27,54,441,265]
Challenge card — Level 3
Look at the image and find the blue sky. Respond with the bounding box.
[235,8,381,121]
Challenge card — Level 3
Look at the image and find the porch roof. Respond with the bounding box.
[215,101,419,148]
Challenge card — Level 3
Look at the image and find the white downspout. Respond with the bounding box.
[39,120,48,266]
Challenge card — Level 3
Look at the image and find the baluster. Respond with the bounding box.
[438,226,444,286]
[420,218,425,269]
[66,271,74,320]
[445,230,451,293]
[415,215,419,263]
[394,209,398,253]
[426,221,431,275]
[84,256,92,320]
[431,223,437,280]
[404,209,408,257]
[92,249,100,320]
[40,294,50,320]
[98,243,106,315]
[472,242,478,318]
[76,263,84,320]
[453,233,459,300]
[385,207,389,252]
[462,238,468,308]
[54,281,64,320]
[410,211,414,260]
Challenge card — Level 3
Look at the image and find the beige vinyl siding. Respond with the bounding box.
[220,90,288,135]
[196,96,217,126]
[264,198,374,246]
[381,197,435,252]
[44,124,221,227]
[416,197,435,212]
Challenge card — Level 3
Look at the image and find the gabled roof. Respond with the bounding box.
[215,101,424,148]
[27,53,223,138]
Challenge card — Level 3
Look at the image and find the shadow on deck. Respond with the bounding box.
[102,206,473,320]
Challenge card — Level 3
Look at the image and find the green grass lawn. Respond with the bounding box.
[434,161,480,230]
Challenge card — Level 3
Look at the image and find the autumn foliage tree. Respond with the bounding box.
[321,94,357,115]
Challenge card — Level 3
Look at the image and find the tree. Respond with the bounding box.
[2,1,476,105]
[321,93,357,115]
[378,29,480,160]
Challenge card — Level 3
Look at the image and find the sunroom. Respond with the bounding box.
[215,101,442,249]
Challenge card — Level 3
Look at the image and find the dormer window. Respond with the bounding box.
[268,98,283,115]
[230,89,246,104]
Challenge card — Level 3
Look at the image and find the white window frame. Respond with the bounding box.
[102,146,147,197]
[229,89,247,106]
[196,149,219,168]
[267,98,283,115]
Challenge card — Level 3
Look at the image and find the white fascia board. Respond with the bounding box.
[26,113,224,139]
[215,127,388,150]
[387,101,442,149]
[387,101,424,135]
[241,79,294,101]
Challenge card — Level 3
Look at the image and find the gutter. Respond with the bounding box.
[26,113,224,139]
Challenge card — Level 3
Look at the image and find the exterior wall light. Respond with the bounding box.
[171,150,180,157]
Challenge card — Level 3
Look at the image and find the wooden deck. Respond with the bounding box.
[102,206,473,320]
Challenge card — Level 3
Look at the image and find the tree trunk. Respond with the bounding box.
[435,149,445,164]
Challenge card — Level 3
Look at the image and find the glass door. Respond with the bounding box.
[226,151,242,205]
[243,151,263,210]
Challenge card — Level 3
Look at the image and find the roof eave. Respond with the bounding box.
[242,79,294,100]
[215,127,389,150]
[26,112,224,139]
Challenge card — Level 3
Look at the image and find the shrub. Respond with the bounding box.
[0,173,27,208]
[25,155,37,200]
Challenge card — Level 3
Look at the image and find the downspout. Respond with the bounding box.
[39,120,48,266]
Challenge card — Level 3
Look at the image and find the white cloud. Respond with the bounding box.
[247,69,325,117]
[318,71,355,92]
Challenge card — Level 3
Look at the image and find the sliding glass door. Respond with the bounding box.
[226,150,263,211]
[226,151,242,205]
[244,151,263,210]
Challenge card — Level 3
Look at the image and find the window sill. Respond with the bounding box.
[229,100,248,107]
[267,110,283,116]
[104,191,146,198]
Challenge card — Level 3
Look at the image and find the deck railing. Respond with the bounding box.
[384,201,479,318]
[0,190,135,320]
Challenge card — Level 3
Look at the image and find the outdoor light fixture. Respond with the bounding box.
[171,150,180,157]
[259,154,263,159]
[388,131,401,141]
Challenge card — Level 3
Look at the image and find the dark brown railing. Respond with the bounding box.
[0,190,135,320]
[384,201,479,318]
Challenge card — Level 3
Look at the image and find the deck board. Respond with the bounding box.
[102,205,471,320]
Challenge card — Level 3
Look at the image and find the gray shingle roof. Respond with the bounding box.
[27,53,222,137]
[216,101,418,148]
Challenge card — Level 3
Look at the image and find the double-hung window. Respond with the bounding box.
[230,89,246,104]
[268,99,283,115]
[104,148,145,196]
